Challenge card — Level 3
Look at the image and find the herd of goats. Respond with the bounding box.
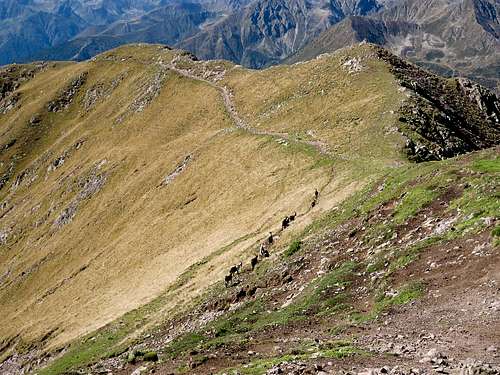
[224,189,320,287]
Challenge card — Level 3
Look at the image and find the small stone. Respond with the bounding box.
[131,366,147,375]
[29,115,41,126]
[426,348,442,359]
[434,366,448,374]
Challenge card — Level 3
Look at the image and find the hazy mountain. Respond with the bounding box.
[34,3,217,61]
[0,0,165,64]
[0,0,498,91]
[178,0,382,68]
[288,0,500,92]
[0,0,231,65]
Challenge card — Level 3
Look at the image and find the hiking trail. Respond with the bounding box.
[162,60,333,158]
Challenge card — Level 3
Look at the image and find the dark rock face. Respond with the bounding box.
[0,63,46,114]
[473,0,499,38]
[377,48,500,162]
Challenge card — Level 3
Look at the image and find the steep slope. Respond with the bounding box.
[287,0,500,92]
[0,43,498,374]
[285,16,417,63]
[77,147,499,375]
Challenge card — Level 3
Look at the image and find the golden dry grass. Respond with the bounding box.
[0,44,407,353]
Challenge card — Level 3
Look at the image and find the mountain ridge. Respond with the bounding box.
[1,0,498,92]
[0,43,499,374]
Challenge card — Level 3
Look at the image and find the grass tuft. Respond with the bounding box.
[284,240,302,257]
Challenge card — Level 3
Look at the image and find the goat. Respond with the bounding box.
[282,216,290,230]
[268,231,274,245]
[224,273,232,287]
[289,212,297,222]
[251,255,259,271]
[229,261,242,275]
[259,244,269,258]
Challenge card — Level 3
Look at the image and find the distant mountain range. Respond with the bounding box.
[287,0,500,91]
[1,0,498,91]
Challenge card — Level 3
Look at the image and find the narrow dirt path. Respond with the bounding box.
[163,62,333,157]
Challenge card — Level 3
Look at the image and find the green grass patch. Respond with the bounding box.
[374,282,424,313]
[164,332,206,359]
[492,226,500,247]
[393,186,439,224]
[143,351,158,362]
[221,355,305,375]
[388,253,417,273]
[448,175,500,237]
[472,158,500,173]
[363,222,395,247]
[492,226,500,237]
[351,282,424,323]
[366,256,386,273]
[284,240,302,257]
[220,341,364,375]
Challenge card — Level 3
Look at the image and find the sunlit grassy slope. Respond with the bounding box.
[0,44,410,355]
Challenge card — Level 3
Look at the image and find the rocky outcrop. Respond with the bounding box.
[161,155,193,187]
[377,47,500,162]
[0,63,46,114]
[83,72,127,111]
[54,160,108,228]
[47,72,88,113]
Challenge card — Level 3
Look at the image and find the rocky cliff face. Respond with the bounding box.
[377,48,500,162]
[286,16,418,63]
[473,0,500,38]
